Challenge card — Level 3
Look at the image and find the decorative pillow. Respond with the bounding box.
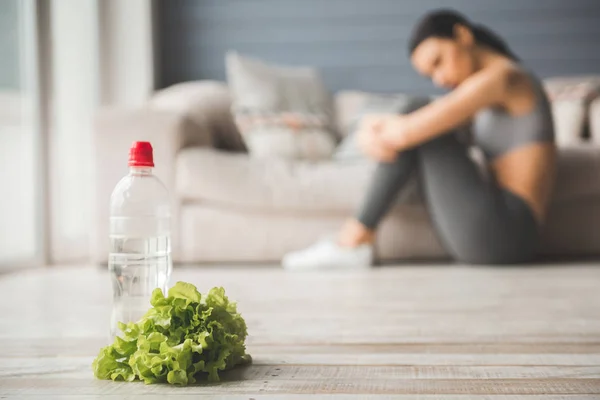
[543,76,600,144]
[225,51,336,160]
[544,76,600,103]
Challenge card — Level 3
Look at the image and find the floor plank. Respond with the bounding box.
[2,359,599,380]
[0,264,599,396]
[1,377,599,395]
[3,396,598,400]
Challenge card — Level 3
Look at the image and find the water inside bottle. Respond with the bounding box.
[108,234,172,338]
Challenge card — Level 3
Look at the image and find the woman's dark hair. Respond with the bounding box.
[408,9,519,61]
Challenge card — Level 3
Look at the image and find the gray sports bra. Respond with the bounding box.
[473,69,554,160]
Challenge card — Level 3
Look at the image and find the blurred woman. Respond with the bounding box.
[283,9,556,270]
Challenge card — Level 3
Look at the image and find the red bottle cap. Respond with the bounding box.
[128,141,155,167]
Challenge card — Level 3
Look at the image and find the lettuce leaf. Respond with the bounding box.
[92,282,251,385]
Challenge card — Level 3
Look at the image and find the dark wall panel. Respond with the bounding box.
[156,0,600,94]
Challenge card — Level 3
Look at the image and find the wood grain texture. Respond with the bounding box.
[6,397,600,400]
[0,264,599,396]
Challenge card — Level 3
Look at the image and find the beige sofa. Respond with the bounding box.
[92,80,600,264]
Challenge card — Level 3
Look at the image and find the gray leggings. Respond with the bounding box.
[356,100,540,265]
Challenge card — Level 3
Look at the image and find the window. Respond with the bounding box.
[0,0,46,268]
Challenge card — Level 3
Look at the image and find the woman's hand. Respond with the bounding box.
[379,114,411,152]
[357,114,398,163]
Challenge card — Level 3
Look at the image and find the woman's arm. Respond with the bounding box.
[382,64,513,150]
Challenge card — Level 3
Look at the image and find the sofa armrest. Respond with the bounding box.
[149,80,246,152]
[90,108,209,264]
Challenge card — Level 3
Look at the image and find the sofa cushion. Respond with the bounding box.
[225,52,336,161]
[178,146,600,213]
[543,76,600,145]
[550,99,588,146]
[543,76,600,103]
[177,147,378,212]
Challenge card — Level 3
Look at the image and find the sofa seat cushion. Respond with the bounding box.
[177,148,383,212]
[176,146,600,213]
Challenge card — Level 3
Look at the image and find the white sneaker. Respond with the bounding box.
[282,238,374,271]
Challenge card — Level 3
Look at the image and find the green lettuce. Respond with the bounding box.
[92,282,251,385]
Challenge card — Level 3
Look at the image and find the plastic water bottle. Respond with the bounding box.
[108,141,172,338]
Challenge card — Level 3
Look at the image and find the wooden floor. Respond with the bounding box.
[1,264,600,399]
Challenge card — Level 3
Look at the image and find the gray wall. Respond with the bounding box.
[0,0,21,90]
[156,0,600,94]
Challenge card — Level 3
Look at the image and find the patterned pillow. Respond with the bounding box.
[544,76,600,103]
[225,51,336,160]
[543,76,600,144]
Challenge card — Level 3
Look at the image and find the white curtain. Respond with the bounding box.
[0,0,41,268]
[48,0,154,264]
